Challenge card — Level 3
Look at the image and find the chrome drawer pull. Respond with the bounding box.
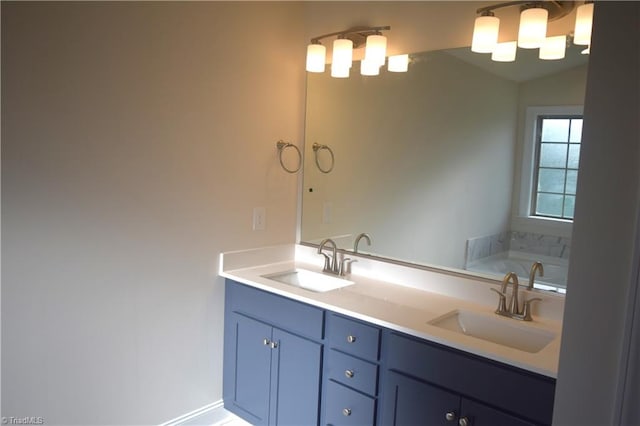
[342,408,352,417]
[347,335,357,343]
[345,369,355,378]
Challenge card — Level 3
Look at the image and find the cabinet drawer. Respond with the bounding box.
[327,349,378,396]
[225,280,324,340]
[324,380,375,426]
[327,313,380,361]
[385,331,555,425]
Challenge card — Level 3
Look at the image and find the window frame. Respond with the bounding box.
[531,114,583,220]
[517,106,584,227]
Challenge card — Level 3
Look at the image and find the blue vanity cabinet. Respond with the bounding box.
[223,280,324,426]
[322,313,381,426]
[381,371,537,426]
[379,331,555,426]
[223,278,556,426]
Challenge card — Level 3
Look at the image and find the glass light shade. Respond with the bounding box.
[518,7,548,48]
[360,59,380,76]
[306,44,326,73]
[471,15,500,53]
[388,54,409,72]
[364,34,387,66]
[539,35,567,60]
[491,41,517,62]
[332,38,353,70]
[573,3,594,45]
[330,63,349,78]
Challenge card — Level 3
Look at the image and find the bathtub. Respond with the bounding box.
[465,251,568,292]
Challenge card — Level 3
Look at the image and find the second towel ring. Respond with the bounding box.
[313,143,335,173]
[276,140,302,173]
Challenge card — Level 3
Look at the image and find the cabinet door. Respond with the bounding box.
[380,371,460,426]
[460,399,537,426]
[232,314,273,425]
[271,328,323,426]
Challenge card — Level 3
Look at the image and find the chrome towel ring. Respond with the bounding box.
[313,143,335,173]
[276,140,302,173]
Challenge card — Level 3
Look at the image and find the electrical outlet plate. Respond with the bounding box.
[253,207,266,231]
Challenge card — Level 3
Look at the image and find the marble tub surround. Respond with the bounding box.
[466,231,571,266]
[220,244,564,377]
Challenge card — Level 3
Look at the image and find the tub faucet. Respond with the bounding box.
[528,261,544,290]
[353,233,372,253]
[318,238,338,274]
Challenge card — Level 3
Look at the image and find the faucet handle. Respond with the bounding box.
[490,288,508,315]
[339,257,356,276]
[319,252,332,273]
[521,297,542,321]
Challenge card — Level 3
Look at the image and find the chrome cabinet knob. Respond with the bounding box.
[458,417,470,426]
[445,411,457,422]
[347,335,357,343]
[263,338,270,346]
[345,369,355,378]
[342,408,352,417]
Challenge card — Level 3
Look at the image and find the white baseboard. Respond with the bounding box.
[160,400,235,426]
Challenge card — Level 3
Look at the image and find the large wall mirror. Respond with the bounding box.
[301,43,588,291]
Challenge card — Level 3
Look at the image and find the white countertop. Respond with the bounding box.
[219,244,564,378]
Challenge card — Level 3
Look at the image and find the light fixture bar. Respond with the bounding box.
[476,1,575,21]
[309,26,391,47]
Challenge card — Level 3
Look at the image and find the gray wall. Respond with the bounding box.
[1,2,304,424]
[553,2,640,424]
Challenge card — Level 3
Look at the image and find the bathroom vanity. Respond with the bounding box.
[220,245,563,426]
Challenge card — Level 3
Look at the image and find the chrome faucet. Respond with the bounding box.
[318,238,338,274]
[528,261,544,290]
[492,271,541,321]
[353,233,371,253]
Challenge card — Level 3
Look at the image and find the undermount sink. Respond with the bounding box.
[261,268,355,293]
[428,309,556,353]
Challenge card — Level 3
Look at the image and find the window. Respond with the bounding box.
[516,106,584,226]
[532,116,583,219]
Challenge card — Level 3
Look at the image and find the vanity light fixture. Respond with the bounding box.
[491,41,518,62]
[471,1,593,62]
[364,33,387,66]
[330,62,350,78]
[388,54,409,72]
[573,2,594,45]
[306,43,326,73]
[471,11,500,53]
[517,5,548,48]
[332,38,354,70]
[539,34,567,60]
[306,26,407,78]
[360,59,381,76]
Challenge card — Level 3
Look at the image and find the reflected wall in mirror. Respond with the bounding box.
[301,45,588,290]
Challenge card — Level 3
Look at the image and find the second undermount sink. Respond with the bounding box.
[428,309,556,353]
[261,268,354,293]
